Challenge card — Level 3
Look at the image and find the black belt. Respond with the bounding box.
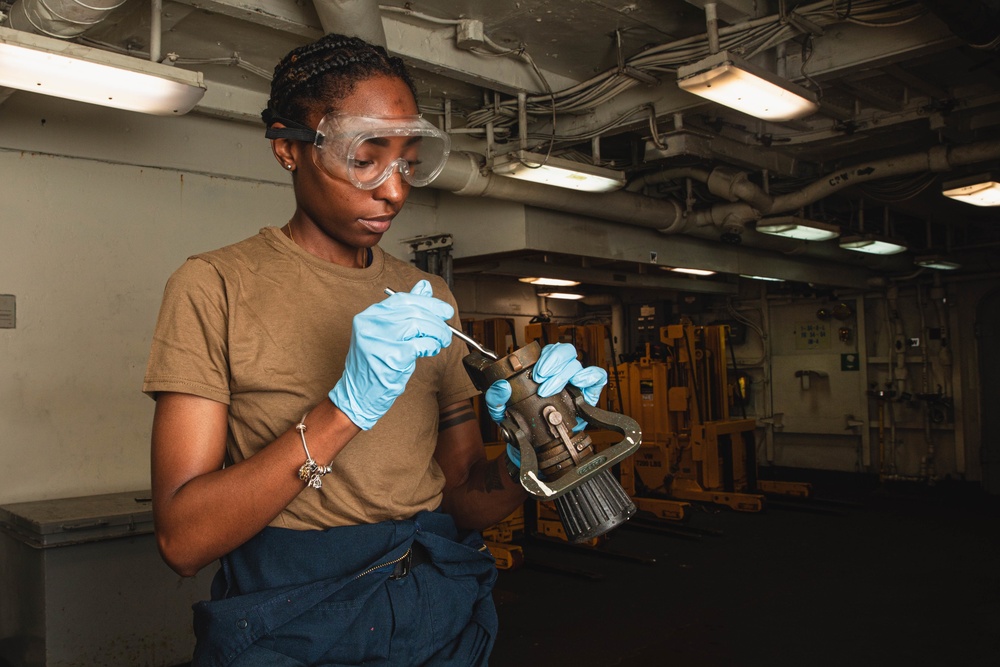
[389,541,431,580]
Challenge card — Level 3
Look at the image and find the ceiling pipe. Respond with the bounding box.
[685,139,1000,228]
[150,0,162,63]
[433,139,1000,236]
[7,0,127,39]
[431,153,878,269]
[626,167,712,193]
[433,151,688,233]
[312,0,388,48]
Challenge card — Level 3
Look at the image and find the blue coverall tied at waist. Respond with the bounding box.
[192,510,498,667]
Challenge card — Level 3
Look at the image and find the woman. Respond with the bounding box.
[144,32,604,666]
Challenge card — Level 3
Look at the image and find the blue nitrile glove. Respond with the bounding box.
[485,343,608,436]
[484,381,520,467]
[329,280,453,430]
[535,342,608,432]
[485,380,512,423]
[533,343,608,408]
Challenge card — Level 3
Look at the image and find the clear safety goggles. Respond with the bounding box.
[265,113,450,190]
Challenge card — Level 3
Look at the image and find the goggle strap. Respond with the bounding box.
[264,115,320,144]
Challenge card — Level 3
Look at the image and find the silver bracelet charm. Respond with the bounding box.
[295,415,331,488]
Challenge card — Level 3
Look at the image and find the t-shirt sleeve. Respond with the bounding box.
[142,257,232,404]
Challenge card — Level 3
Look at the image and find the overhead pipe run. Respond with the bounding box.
[431,139,1000,253]
[7,0,127,39]
[433,150,687,234]
[685,140,1000,230]
[312,0,387,48]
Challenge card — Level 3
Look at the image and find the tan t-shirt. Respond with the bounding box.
[143,227,478,530]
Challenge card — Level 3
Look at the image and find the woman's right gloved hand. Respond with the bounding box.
[329,280,453,430]
[485,343,608,425]
[484,343,609,466]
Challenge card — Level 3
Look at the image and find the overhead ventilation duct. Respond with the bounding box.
[919,0,1000,50]
[312,0,387,48]
[8,0,128,39]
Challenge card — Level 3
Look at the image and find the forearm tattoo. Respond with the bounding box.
[439,403,507,493]
[439,403,476,432]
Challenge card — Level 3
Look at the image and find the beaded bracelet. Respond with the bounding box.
[295,414,331,489]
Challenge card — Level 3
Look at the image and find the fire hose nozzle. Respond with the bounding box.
[463,341,642,543]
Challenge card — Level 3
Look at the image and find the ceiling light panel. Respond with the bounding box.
[914,255,961,270]
[942,175,1000,207]
[666,267,717,276]
[518,277,581,287]
[0,26,206,115]
[756,216,840,241]
[537,291,586,300]
[676,50,819,122]
[492,150,626,193]
[839,235,908,255]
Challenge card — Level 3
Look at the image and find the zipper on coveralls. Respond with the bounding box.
[354,548,412,580]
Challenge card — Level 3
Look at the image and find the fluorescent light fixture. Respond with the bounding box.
[538,291,586,301]
[756,216,840,241]
[914,255,961,270]
[492,150,626,193]
[740,274,785,282]
[518,277,581,287]
[839,235,908,255]
[677,50,819,122]
[0,26,206,115]
[666,267,717,276]
[941,174,1000,207]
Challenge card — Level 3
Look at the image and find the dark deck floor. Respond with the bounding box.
[488,469,1000,667]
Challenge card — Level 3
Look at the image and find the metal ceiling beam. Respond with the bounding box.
[880,63,949,101]
[643,130,803,177]
[177,0,323,38]
[798,15,958,79]
[172,0,578,95]
[836,80,906,113]
[383,17,578,96]
[196,80,269,124]
[453,258,740,295]
[516,207,881,289]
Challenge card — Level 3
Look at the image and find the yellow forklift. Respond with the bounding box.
[619,321,810,514]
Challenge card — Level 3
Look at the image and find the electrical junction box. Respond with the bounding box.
[456,19,485,49]
[0,491,214,667]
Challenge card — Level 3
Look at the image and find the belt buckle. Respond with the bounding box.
[389,548,413,580]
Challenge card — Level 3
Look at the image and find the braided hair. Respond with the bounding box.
[262,33,418,128]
